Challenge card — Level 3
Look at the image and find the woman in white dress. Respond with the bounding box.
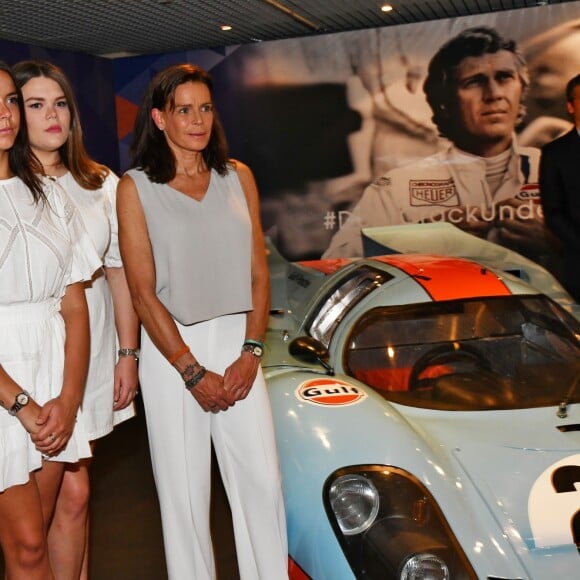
[0,60,99,579]
[13,60,140,579]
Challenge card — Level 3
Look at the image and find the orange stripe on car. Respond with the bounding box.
[298,258,351,275]
[289,556,311,579]
[373,254,511,300]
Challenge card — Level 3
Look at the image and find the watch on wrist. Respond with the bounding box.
[8,390,31,416]
[118,348,140,361]
[241,343,263,358]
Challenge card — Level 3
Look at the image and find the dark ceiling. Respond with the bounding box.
[0,0,573,58]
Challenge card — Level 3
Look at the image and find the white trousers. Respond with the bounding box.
[139,313,288,580]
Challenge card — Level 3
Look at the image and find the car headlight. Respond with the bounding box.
[400,553,449,579]
[324,466,476,580]
[329,474,380,535]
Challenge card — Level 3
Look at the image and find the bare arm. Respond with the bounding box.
[117,174,231,412]
[60,282,91,408]
[33,281,90,455]
[239,161,270,342]
[223,161,270,401]
[106,266,140,409]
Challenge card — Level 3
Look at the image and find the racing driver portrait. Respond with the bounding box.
[324,26,559,277]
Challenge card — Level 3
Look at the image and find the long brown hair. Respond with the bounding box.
[0,61,44,201]
[130,63,229,183]
[13,60,108,190]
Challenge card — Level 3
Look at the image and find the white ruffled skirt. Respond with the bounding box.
[0,300,92,493]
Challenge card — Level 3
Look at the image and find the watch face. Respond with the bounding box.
[243,343,263,357]
[16,392,29,405]
[9,391,30,415]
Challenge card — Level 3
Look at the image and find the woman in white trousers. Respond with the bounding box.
[140,314,287,579]
[117,63,288,579]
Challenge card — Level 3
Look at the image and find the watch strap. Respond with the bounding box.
[242,343,263,357]
[8,390,30,416]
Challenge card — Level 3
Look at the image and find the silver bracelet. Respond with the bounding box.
[118,348,140,361]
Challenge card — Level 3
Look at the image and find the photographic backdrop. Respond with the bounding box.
[114,2,580,269]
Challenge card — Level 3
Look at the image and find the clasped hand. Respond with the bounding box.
[19,396,78,457]
[189,354,259,413]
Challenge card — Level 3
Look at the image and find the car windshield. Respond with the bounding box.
[344,295,580,411]
[308,266,392,346]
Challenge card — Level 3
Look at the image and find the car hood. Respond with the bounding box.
[401,404,580,574]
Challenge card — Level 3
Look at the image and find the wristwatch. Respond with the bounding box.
[241,343,263,358]
[8,391,30,416]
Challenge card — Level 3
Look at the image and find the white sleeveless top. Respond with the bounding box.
[127,168,253,325]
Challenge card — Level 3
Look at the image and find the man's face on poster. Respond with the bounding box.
[452,50,523,152]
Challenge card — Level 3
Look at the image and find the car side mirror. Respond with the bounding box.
[289,336,334,375]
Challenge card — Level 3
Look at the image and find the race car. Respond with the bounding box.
[263,224,580,580]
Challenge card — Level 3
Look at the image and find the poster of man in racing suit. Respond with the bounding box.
[324,26,559,278]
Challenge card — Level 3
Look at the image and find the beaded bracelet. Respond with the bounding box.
[184,366,207,390]
[180,361,201,382]
[243,338,264,349]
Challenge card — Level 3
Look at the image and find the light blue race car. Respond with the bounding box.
[264,224,580,580]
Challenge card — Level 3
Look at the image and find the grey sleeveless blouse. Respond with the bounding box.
[127,168,253,325]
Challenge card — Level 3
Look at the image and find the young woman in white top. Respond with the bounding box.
[0,60,99,579]
[14,60,140,580]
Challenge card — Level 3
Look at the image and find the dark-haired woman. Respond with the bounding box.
[13,59,140,579]
[117,63,288,579]
[0,61,99,578]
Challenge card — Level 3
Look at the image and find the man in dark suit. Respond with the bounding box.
[539,74,580,303]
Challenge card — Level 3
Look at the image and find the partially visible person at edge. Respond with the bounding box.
[0,60,100,578]
[324,26,557,277]
[116,63,288,580]
[539,74,580,303]
[13,60,140,579]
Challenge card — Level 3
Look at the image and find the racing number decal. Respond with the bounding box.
[528,454,580,550]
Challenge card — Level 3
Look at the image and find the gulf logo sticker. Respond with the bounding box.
[296,378,367,407]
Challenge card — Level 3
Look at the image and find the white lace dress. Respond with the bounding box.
[0,176,100,492]
[54,172,135,440]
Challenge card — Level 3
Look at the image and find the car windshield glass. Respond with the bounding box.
[308,266,391,347]
[344,295,580,410]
